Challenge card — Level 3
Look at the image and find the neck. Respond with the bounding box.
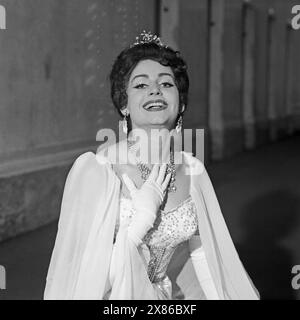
[127,126,181,165]
[127,126,178,193]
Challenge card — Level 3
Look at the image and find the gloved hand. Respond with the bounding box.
[122,163,171,246]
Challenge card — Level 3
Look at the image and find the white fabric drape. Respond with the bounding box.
[44,150,259,300]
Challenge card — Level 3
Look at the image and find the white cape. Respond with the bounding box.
[44,150,259,300]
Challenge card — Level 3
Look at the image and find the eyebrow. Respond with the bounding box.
[131,73,174,83]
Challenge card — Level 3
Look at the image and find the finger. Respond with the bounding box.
[148,163,160,182]
[156,163,168,185]
[146,182,164,202]
[161,172,172,191]
[122,173,137,195]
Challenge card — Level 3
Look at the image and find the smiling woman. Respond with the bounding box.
[126,60,180,130]
[109,35,189,136]
[44,31,260,300]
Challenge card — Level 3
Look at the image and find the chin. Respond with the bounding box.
[147,122,174,130]
[149,115,175,124]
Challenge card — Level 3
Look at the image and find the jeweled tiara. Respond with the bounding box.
[131,30,167,48]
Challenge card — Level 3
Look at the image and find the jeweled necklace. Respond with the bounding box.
[127,140,177,193]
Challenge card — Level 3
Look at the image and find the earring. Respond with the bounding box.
[176,114,183,133]
[122,109,129,134]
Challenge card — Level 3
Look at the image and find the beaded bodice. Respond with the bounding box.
[115,195,198,285]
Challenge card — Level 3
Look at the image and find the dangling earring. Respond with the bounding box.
[122,109,129,134]
[176,114,183,133]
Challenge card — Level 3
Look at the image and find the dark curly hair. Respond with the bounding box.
[109,42,189,118]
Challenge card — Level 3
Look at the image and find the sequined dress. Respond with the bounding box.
[114,195,198,300]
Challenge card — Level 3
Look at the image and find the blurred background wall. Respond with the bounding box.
[0,0,157,241]
[160,0,300,159]
[0,0,299,243]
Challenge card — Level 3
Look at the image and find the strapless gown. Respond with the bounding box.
[113,195,198,299]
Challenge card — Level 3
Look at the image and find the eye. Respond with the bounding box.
[160,82,174,88]
[133,83,148,89]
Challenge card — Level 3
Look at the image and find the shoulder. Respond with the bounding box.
[73,151,99,169]
[96,139,128,164]
[70,151,109,180]
[65,151,118,194]
[181,151,205,176]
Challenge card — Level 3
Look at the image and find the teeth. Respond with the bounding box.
[146,102,165,109]
[149,105,163,109]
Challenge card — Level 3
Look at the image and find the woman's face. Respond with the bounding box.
[125,59,180,131]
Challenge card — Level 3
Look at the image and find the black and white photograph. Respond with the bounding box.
[0,0,300,303]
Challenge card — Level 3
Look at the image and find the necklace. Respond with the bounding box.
[127,140,177,193]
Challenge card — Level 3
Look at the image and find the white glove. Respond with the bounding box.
[122,163,171,246]
[190,244,219,300]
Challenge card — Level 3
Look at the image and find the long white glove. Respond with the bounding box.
[189,236,219,300]
[122,163,171,246]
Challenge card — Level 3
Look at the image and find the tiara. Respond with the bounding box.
[131,30,167,48]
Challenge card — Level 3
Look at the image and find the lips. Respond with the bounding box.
[142,99,168,111]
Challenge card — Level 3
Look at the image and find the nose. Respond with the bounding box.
[149,83,162,96]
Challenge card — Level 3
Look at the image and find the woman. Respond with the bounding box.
[44,31,259,300]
